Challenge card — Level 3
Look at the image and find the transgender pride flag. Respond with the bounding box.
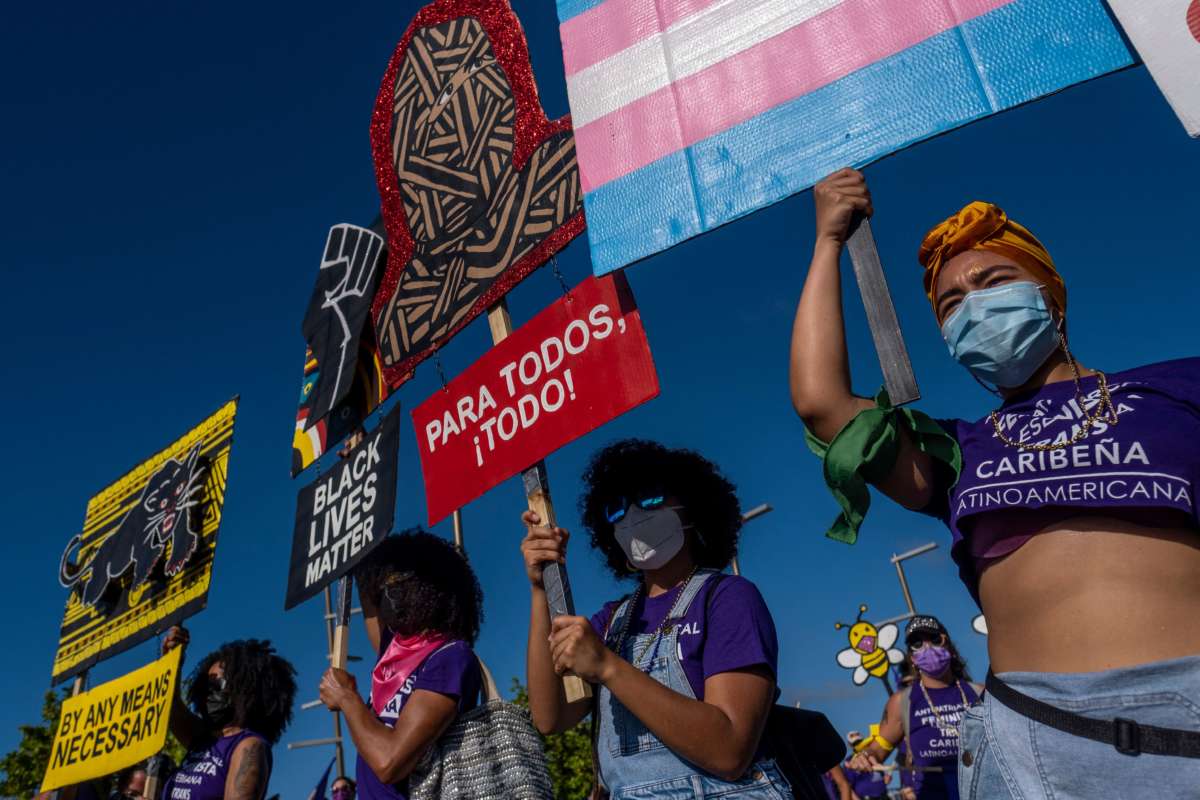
[556,0,1133,274]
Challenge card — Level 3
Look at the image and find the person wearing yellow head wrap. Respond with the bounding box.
[792,169,1200,800]
[917,201,1066,316]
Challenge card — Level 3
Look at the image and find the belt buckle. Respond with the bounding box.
[1113,717,1141,756]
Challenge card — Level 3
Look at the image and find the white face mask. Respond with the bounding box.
[613,505,689,570]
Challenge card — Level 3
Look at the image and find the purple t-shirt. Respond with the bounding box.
[588,574,778,700]
[164,730,271,800]
[926,358,1200,594]
[905,682,979,800]
[356,639,481,800]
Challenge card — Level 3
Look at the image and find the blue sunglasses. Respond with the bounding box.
[604,491,667,524]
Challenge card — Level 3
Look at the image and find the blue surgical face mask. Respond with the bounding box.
[940,281,1059,389]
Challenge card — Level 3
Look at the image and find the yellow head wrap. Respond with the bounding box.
[918,201,1065,317]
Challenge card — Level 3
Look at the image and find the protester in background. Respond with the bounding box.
[848,617,980,800]
[522,439,792,798]
[161,628,297,800]
[331,776,357,800]
[109,764,147,800]
[791,168,1200,797]
[318,530,483,800]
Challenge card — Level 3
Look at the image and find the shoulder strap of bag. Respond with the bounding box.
[475,655,501,704]
[900,685,913,767]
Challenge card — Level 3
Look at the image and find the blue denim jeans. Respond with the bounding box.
[958,655,1200,798]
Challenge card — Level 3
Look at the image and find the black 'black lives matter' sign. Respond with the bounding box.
[285,407,399,609]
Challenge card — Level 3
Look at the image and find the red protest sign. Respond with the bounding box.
[413,274,658,524]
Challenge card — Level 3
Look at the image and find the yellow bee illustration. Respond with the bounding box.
[835,604,904,686]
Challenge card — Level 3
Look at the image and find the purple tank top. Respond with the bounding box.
[163,730,272,800]
[928,358,1200,596]
[906,682,978,800]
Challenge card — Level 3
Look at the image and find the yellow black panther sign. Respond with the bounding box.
[52,399,238,684]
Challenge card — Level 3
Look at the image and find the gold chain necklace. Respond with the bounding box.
[988,343,1119,451]
[918,679,970,735]
[619,567,700,668]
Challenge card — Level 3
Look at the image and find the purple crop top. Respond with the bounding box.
[924,358,1200,597]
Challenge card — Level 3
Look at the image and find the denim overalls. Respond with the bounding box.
[595,569,793,799]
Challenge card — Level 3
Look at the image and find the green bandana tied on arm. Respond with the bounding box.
[804,390,962,544]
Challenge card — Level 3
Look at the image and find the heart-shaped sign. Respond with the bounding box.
[370,0,587,390]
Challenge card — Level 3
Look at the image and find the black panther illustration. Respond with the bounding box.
[59,443,207,610]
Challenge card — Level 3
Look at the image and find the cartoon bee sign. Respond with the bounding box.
[52,400,238,685]
[835,604,905,693]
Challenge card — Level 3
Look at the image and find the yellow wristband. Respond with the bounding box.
[855,724,894,753]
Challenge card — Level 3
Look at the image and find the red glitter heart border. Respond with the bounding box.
[369,0,587,391]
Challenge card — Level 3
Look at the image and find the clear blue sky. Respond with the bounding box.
[3,2,1198,798]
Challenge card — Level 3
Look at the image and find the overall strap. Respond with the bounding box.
[675,569,720,618]
[604,594,635,653]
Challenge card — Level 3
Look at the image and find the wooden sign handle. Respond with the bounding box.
[845,218,920,406]
[522,463,591,703]
[331,576,353,670]
[487,301,591,704]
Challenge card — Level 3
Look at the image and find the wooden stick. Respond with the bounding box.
[487,301,591,704]
[322,587,347,778]
[452,509,465,555]
[845,219,920,406]
[331,576,353,671]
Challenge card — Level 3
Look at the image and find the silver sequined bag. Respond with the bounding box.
[409,658,554,800]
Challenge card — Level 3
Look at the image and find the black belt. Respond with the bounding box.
[985,671,1200,758]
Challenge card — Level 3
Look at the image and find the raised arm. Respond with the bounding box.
[521,511,591,735]
[790,169,937,511]
[224,737,271,800]
[161,626,205,750]
[849,690,905,772]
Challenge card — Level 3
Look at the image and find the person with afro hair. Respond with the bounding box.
[160,628,297,800]
[521,439,792,798]
[318,529,483,800]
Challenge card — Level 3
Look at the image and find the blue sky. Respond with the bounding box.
[3,1,1199,798]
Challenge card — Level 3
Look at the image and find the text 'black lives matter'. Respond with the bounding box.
[285,407,399,609]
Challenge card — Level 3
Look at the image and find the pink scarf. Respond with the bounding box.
[371,632,450,715]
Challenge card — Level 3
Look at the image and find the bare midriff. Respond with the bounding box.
[979,517,1200,674]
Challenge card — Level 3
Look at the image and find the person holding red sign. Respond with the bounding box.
[790,169,1200,797]
[318,531,483,800]
[521,439,793,799]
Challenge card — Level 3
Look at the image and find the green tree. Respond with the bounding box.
[0,690,62,798]
[510,680,594,800]
[1,690,188,800]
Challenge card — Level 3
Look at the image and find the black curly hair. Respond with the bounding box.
[579,439,742,580]
[353,529,483,644]
[186,640,297,744]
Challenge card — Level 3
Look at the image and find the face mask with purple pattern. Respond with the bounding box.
[911,645,952,677]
